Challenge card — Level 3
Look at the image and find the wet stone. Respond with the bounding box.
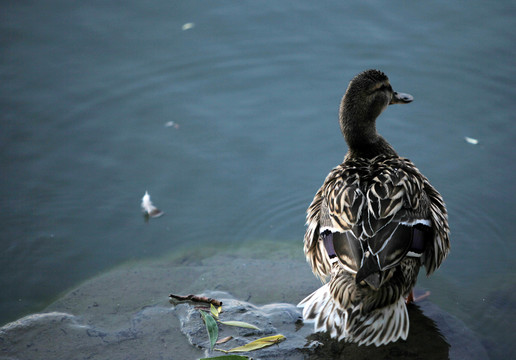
[0,250,489,360]
[174,291,316,359]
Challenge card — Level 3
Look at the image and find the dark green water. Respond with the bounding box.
[1,1,515,358]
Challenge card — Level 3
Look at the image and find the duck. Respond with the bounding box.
[298,69,450,346]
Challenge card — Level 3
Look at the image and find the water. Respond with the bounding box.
[1,0,515,358]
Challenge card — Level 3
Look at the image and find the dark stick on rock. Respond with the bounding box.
[169,293,223,307]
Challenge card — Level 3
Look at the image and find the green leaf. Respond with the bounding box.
[218,320,260,330]
[199,356,249,360]
[216,334,286,353]
[199,310,219,350]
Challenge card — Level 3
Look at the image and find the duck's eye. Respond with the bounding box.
[378,84,392,92]
[370,84,391,94]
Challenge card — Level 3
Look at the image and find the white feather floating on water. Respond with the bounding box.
[181,22,195,31]
[464,136,479,145]
[164,121,180,129]
[141,191,164,218]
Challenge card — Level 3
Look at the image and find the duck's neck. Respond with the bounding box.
[346,135,398,159]
[340,113,398,159]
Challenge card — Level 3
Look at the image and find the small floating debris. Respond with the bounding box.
[141,191,164,218]
[164,121,180,129]
[464,136,479,145]
[182,22,195,31]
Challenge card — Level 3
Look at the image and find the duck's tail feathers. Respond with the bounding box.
[298,285,409,346]
[348,296,409,346]
[298,284,350,340]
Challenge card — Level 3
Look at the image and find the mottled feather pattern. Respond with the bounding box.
[300,69,450,346]
[301,154,450,345]
[305,155,449,276]
[304,186,332,281]
[299,264,411,346]
[329,258,419,313]
[421,178,450,275]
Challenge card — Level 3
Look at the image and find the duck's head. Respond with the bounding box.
[339,69,413,156]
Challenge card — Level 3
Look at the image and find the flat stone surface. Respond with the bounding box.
[0,244,488,360]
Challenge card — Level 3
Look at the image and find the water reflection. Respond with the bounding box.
[305,302,484,360]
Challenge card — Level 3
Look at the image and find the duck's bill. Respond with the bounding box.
[390,92,413,104]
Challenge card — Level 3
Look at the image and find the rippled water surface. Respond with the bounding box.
[1,1,515,359]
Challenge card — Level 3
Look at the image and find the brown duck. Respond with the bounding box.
[298,69,450,346]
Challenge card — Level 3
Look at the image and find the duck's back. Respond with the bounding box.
[305,154,446,286]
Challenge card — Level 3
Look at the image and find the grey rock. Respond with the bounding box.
[0,249,489,360]
[0,308,200,360]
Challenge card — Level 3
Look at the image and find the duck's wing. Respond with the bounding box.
[398,159,450,275]
[304,164,365,281]
[418,172,450,275]
[304,184,331,281]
